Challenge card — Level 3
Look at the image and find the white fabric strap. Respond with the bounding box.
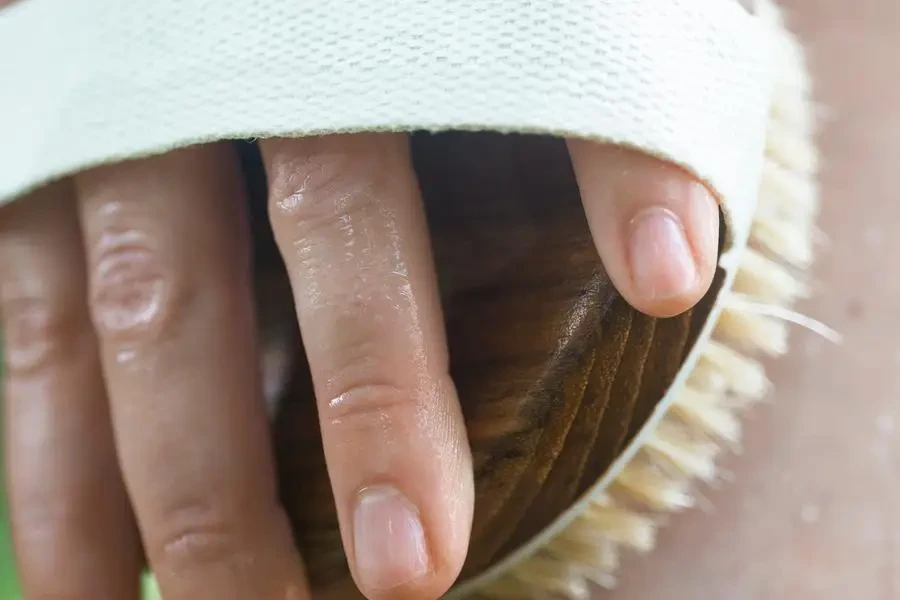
[0,0,775,250]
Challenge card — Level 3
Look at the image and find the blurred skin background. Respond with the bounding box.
[607,1,900,598]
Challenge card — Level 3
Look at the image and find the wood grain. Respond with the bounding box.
[238,132,723,596]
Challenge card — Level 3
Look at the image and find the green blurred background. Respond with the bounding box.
[0,474,18,599]
[0,357,21,599]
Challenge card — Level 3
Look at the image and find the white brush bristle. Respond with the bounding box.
[611,461,694,511]
[732,247,808,303]
[716,308,790,356]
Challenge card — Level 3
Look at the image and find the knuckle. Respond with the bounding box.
[318,325,426,432]
[151,497,247,575]
[268,137,385,227]
[322,353,416,432]
[11,498,94,596]
[13,495,68,546]
[87,227,190,344]
[326,380,416,436]
[1,295,85,377]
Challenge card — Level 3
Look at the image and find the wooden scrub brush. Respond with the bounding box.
[206,3,832,599]
[0,0,832,598]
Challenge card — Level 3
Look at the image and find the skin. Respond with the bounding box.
[0,6,721,600]
[0,137,718,600]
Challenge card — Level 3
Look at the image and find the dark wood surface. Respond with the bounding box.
[242,133,722,596]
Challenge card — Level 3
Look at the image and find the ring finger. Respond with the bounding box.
[0,181,142,599]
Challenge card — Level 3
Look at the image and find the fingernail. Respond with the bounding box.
[627,207,698,301]
[353,486,431,591]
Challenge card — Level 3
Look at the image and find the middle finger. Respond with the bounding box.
[75,144,309,600]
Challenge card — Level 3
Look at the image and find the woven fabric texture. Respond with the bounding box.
[1,0,774,249]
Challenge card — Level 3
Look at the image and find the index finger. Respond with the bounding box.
[262,134,474,600]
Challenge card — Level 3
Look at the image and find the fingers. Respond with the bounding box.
[567,140,720,318]
[261,134,473,600]
[0,182,142,599]
[74,144,309,600]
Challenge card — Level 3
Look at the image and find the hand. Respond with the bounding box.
[0,132,718,600]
